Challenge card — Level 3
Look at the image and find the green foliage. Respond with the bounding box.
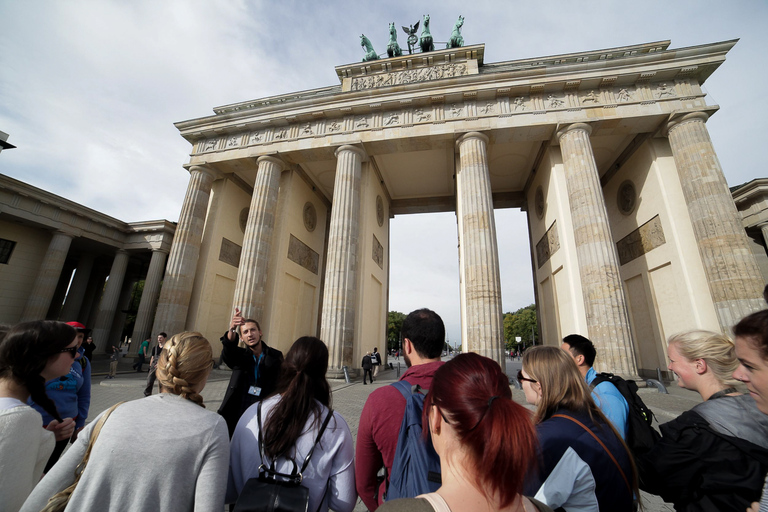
[387,311,406,351]
[503,304,538,351]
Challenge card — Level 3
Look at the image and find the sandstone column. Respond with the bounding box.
[91,250,130,352]
[558,123,636,376]
[321,145,365,376]
[153,165,218,336]
[60,254,95,321]
[455,132,505,367]
[21,231,74,322]
[666,112,764,330]
[130,249,168,348]
[232,156,285,321]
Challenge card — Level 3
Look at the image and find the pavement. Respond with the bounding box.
[86,354,694,511]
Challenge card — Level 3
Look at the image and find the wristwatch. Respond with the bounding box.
[230,326,238,333]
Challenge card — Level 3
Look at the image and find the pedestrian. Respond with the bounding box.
[362,352,373,385]
[132,337,150,372]
[0,321,77,512]
[106,345,119,379]
[228,336,356,512]
[21,332,230,512]
[81,335,95,362]
[143,332,166,396]
[372,347,381,380]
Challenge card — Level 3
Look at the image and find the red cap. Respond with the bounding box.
[66,321,86,331]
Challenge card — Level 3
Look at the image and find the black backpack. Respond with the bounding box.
[590,372,661,455]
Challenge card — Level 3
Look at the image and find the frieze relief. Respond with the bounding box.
[287,234,319,274]
[350,63,468,91]
[536,221,560,269]
[616,215,666,266]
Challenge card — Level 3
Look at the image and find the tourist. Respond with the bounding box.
[637,330,768,511]
[372,347,381,380]
[356,308,445,511]
[81,335,95,362]
[29,320,91,473]
[521,345,635,511]
[21,332,229,511]
[143,332,166,396]
[362,351,373,385]
[218,307,283,436]
[378,353,550,512]
[228,336,356,512]
[731,310,768,512]
[0,321,77,512]
[132,337,150,372]
[561,334,629,439]
[106,345,120,379]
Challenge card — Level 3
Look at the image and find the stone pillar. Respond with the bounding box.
[557,123,636,376]
[232,156,285,321]
[79,262,109,327]
[666,112,764,330]
[153,165,218,337]
[131,250,168,349]
[60,254,95,321]
[320,145,365,375]
[91,250,130,353]
[46,258,77,319]
[21,231,74,322]
[455,132,505,367]
[110,277,137,354]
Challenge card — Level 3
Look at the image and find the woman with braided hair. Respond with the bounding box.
[21,332,230,512]
[0,321,78,512]
[228,336,356,512]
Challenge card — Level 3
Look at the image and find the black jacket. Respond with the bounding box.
[362,355,373,370]
[637,394,768,511]
[217,332,283,437]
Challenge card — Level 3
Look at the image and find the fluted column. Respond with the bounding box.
[558,123,636,376]
[455,132,505,367]
[321,145,365,375]
[153,165,218,337]
[21,231,74,322]
[666,112,764,330]
[130,249,168,348]
[91,250,130,352]
[60,254,95,321]
[232,156,285,321]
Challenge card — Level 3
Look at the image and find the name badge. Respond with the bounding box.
[248,386,262,396]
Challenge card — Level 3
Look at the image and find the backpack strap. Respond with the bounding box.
[391,379,427,399]
[552,413,631,494]
[589,372,612,389]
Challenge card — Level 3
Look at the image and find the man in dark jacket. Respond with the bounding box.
[218,307,283,437]
[362,352,373,385]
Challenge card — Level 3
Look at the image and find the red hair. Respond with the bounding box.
[424,353,537,507]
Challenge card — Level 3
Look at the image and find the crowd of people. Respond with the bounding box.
[1,306,768,512]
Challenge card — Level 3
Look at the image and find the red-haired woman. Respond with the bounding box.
[378,353,550,512]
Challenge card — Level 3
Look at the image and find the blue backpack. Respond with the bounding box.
[385,380,442,501]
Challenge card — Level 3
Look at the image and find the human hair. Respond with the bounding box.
[563,334,596,367]
[733,310,768,360]
[0,321,77,422]
[263,336,331,460]
[242,319,261,331]
[425,353,537,507]
[156,332,213,407]
[401,308,445,359]
[158,332,167,338]
[668,330,740,387]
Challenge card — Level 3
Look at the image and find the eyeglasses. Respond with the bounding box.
[57,346,78,358]
[517,369,537,384]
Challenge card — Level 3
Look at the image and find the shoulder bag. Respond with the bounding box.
[234,401,334,512]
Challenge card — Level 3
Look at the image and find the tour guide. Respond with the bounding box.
[217,308,283,437]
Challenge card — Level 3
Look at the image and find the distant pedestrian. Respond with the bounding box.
[132,338,150,372]
[372,347,381,380]
[82,335,95,361]
[106,345,119,379]
[362,352,373,385]
[144,332,167,396]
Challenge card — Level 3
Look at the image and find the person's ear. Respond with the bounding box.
[575,354,585,366]
[429,405,442,436]
[403,338,412,354]
[533,381,543,398]
[695,358,708,375]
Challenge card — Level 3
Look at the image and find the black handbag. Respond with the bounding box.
[233,401,334,512]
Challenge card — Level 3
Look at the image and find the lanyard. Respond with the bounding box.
[253,352,264,384]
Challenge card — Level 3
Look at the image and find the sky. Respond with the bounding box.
[1,0,766,344]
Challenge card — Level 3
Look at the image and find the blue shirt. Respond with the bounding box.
[585,367,628,440]
[29,346,91,429]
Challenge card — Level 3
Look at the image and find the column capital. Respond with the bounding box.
[456,131,490,149]
[187,164,220,180]
[664,111,709,136]
[557,122,593,140]
[256,155,286,171]
[52,229,75,239]
[334,144,367,161]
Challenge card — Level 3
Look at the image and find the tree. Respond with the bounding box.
[503,304,538,352]
[387,311,406,352]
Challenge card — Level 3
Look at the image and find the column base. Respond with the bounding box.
[327,367,359,380]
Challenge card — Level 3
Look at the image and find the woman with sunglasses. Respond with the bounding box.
[379,353,550,512]
[22,332,230,512]
[520,346,636,512]
[0,321,78,512]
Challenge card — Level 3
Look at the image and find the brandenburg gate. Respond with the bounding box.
[153,39,763,377]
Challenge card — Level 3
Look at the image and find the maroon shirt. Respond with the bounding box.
[354,360,444,511]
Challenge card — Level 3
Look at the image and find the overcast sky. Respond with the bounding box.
[1,1,765,343]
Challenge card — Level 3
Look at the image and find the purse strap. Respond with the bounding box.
[552,413,631,493]
[256,401,334,481]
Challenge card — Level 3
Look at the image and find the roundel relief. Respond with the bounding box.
[535,187,545,220]
[303,202,317,232]
[617,180,637,215]
[376,195,384,227]
[239,208,249,234]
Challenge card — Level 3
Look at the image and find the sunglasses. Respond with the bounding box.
[517,369,537,384]
[57,346,79,358]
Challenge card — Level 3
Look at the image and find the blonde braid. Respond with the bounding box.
[156,332,212,408]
